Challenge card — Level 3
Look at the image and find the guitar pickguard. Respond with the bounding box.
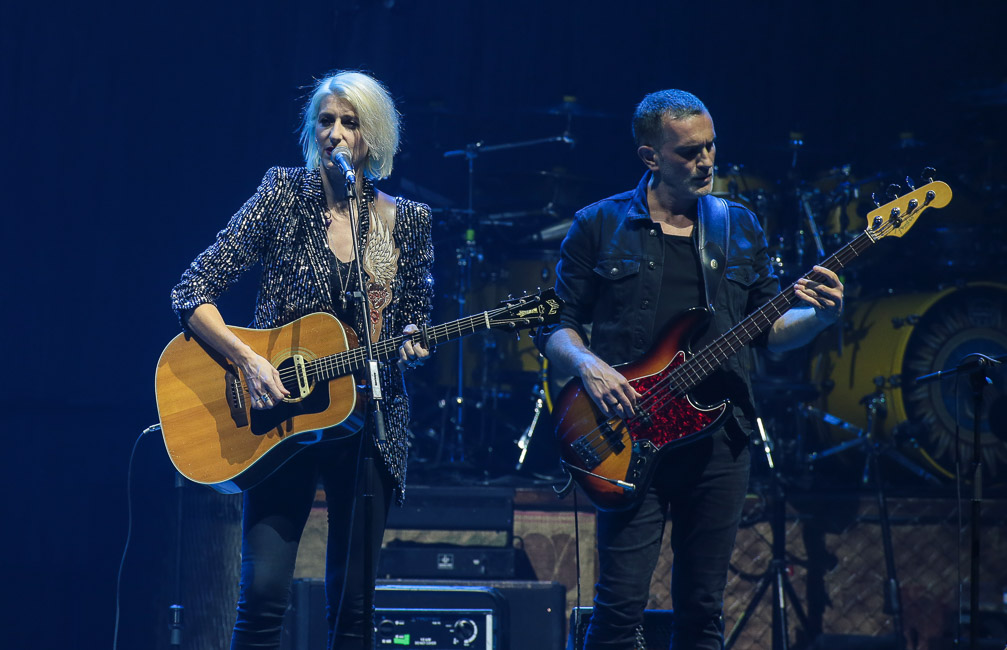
[626,351,726,450]
[249,379,332,436]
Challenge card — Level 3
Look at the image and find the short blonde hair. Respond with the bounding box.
[299,71,400,180]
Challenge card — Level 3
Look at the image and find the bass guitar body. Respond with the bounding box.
[553,309,729,511]
[155,312,364,494]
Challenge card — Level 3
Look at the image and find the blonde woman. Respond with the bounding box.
[171,70,434,650]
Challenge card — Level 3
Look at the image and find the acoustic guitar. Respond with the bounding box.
[156,289,561,493]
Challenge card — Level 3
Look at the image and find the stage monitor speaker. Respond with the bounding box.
[567,606,674,650]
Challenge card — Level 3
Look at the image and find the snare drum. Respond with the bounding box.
[809,283,1007,482]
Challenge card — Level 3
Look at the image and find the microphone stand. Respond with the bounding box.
[915,353,1004,650]
[340,167,386,650]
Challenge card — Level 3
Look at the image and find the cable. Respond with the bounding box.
[572,487,584,649]
[112,424,158,650]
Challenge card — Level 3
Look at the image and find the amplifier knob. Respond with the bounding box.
[451,618,478,644]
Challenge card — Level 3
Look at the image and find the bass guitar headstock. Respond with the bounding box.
[866,168,952,240]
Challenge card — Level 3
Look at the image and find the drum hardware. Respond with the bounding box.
[802,393,941,485]
[515,378,547,471]
[798,191,827,260]
[726,418,810,650]
[788,131,805,169]
[802,388,914,650]
[440,134,575,468]
[914,352,1006,650]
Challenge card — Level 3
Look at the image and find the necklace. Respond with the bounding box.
[334,256,352,311]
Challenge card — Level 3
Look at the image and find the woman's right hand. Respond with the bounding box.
[236,351,290,410]
[185,304,291,410]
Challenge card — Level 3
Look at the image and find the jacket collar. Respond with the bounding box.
[626,171,654,222]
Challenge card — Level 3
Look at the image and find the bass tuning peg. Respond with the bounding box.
[904,176,915,191]
[871,192,882,208]
[886,184,901,200]
[920,166,936,184]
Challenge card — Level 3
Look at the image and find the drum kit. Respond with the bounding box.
[410,98,1007,494]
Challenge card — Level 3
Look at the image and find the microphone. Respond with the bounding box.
[330,146,356,184]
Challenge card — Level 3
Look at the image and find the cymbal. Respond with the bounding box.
[496,169,597,184]
[530,96,618,119]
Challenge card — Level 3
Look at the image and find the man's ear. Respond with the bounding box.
[638,145,658,170]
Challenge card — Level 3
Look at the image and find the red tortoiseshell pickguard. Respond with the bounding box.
[625,352,725,448]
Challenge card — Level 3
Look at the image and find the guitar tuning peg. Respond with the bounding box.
[871,192,882,208]
[921,166,936,184]
[886,184,901,200]
[904,176,915,191]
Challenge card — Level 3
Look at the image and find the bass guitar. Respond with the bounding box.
[156,289,561,493]
[553,179,952,511]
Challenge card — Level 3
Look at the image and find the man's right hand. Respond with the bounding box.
[577,356,640,420]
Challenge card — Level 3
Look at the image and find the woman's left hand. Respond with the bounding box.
[794,265,844,323]
[398,323,430,370]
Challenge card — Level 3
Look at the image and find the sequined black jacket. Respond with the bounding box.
[171,166,434,497]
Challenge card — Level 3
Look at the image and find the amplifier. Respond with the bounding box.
[379,544,516,579]
[281,579,563,650]
[375,608,496,649]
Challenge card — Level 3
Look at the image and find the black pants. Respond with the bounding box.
[584,428,751,650]
[230,433,393,650]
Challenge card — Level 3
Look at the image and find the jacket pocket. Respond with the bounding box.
[592,258,641,313]
[718,264,758,322]
[593,258,641,281]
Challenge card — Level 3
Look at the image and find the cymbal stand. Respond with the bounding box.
[442,133,574,465]
[726,418,809,650]
[804,389,926,650]
[515,362,548,471]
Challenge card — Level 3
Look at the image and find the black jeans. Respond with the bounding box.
[230,432,393,650]
[584,428,751,650]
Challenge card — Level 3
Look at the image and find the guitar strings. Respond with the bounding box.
[235,302,525,396]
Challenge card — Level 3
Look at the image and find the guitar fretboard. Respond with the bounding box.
[307,309,501,381]
[672,228,877,391]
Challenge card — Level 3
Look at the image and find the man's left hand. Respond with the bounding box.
[794,265,844,323]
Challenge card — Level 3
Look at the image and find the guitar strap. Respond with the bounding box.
[696,194,729,311]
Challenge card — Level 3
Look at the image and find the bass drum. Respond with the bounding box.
[809,283,1007,484]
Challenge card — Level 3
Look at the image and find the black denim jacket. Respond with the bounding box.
[536,172,780,425]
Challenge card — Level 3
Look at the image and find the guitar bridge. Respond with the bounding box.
[225,369,249,428]
[292,354,310,399]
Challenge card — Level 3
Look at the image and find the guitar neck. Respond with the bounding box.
[679,228,877,390]
[311,309,503,380]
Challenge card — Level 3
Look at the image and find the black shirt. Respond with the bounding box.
[652,232,706,345]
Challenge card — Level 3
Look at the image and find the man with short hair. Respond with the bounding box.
[538,89,843,649]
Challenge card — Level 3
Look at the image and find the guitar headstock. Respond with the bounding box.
[491,288,564,330]
[866,175,952,240]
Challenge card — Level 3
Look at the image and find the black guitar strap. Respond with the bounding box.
[696,194,730,312]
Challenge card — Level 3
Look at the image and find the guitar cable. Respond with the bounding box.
[112,422,161,650]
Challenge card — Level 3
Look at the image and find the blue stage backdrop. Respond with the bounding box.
[1,1,1004,647]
